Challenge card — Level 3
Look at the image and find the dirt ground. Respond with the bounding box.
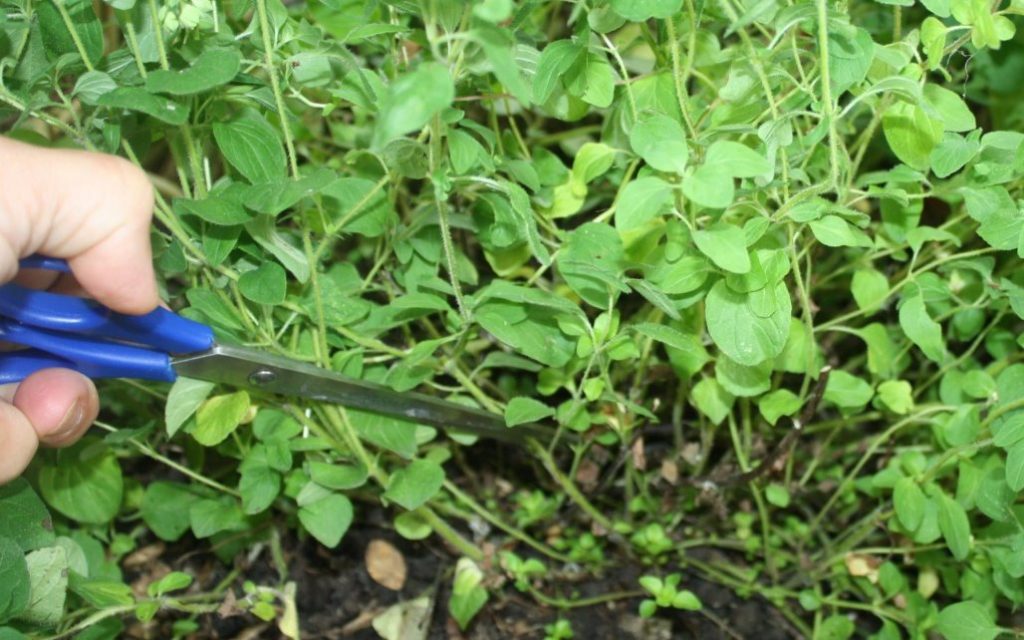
[118,514,797,640]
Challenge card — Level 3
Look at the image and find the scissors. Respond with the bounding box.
[0,256,549,444]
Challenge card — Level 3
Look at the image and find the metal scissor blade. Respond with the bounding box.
[171,344,550,444]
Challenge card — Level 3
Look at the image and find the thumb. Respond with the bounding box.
[0,137,159,315]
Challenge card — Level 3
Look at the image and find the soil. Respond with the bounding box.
[120,511,797,640]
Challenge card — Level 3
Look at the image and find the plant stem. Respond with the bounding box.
[429,114,470,320]
[94,422,240,497]
[52,0,94,72]
[534,443,614,532]
[254,0,300,178]
[420,506,484,561]
[815,0,842,191]
[442,480,573,563]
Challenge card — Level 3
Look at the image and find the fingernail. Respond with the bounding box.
[54,399,86,441]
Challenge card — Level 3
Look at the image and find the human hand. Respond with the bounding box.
[0,136,159,483]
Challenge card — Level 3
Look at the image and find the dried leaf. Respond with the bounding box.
[366,539,408,591]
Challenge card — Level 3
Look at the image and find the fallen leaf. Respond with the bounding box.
[575,459,600,492]
[123,543,166,568]
[631,437,647,471]
[660,460,679,484]
[681,442,702,466]
[366,539,408,591]
[373,594,434,640]
[217,589,242,618]
[278,581,299,639]
[844,553,880,583]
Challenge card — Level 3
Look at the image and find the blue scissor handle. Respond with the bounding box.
[0,256,215,385]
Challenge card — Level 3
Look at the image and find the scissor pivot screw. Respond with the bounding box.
[248,369,277,386]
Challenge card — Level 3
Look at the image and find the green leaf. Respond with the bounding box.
[98,88,190,125]
[923,84,976,132]
[921,18,948,70]
[192,391,251,447]
[931,133,979,178]
[828,27,874,96]
[239,262,287,305]
[449,558,489,630]
[922,0,951,17]
[682,165,734,209]
[935,601,1000,640]
[189,498,247,538]
[671,590,702,611]
[242,167,338,216]
[899,292,947,363]
[474,26,531,106]
[851,268,890,312]
[809,215,872,248]
[349,409,420,460]
[141,482,201,542]
[16,546,68,628]
[693,223,750,274]
[824,370,874,409]
[558,222,626,309]
[239,465,281,515]
[533,40,582,104]
[705,280,791,366]
[691,377,734,425]
[165,377,215,437]
[0,536,30,623]
[705,140,771,177]
[574,52,615,108]
[174,196,251,226]
[394,512,433,540]
[288,52,333,87]
[186,288,244,331]
[244,216,311,284]
[961,187,1023,251]
[384,460,445,510]
[882,102,944,170]
[611,0,683,21]
[298,491,354,548]
[716,357,771,397]
[308,462,368,491]
[212,112,287,184]
[764,484,790,508]
[38,438,123,525]
[937,491,971,560]
[818,615,855,640]
[147,572,193,597]
[321,177,395,238]
[893,477,926,531]
[145,48,241,95]
[630,113,688,174]
[37,0,102,66]
[373,62,455,148]
[571,142,616,186]
[0,480,54,552]
[758,389,802,425]
[1005,440,1024,491]
[993,412,1024,448]
[614,177,674,231]
[648,255,711,294]
[73,71,116,105]
[877,380,914,414]
[505,397,555,427]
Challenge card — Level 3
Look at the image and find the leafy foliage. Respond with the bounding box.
[3,0,1024,636]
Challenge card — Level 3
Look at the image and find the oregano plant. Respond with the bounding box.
[2,0,1024,637]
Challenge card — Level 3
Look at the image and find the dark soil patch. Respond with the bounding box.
[120,512,796,640]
